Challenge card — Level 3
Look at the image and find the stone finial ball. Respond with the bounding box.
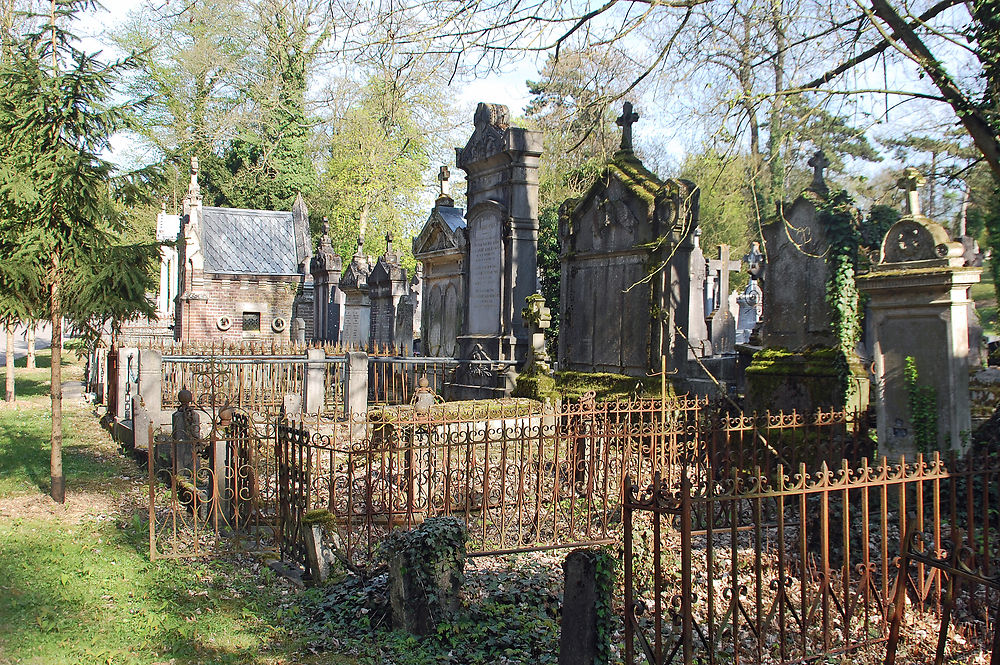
[418,376,430,389]
[178,388,193,405]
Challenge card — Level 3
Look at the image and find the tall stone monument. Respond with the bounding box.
[339,238,372,347]
[858,168,981,455]
[558,102,701,379]
[449,103,543,397]
[369,233,410,347]
[413,166,467,358]
[745,151,869,415]
[311,218,344,342]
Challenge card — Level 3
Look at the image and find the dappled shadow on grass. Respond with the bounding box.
[0,413,123,495]
[0,518,301,665]
[0,375,50,398]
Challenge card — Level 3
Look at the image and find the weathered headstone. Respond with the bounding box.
[311,218,344,342]
[413,172,467,358]
[558,549,612,665]
[736,280,763,345]
[858,167,981,455]
[449,103,542,398]
[746,151,869,416]
[369,233,410,347]
[706,244,740,355]
[339,238,372,347]
[386,518,465,636]
[558,102,700,380]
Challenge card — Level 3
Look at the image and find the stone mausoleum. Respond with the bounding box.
[173,158,314,343]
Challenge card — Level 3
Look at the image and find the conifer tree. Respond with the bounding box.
[0,0,160,503]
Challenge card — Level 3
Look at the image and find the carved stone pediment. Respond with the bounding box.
[339,255,371,291]
[880,217,961,264]
[413,208,467,258]
[456,103,510,168]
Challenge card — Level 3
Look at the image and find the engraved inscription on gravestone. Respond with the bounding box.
[468,213,502,334]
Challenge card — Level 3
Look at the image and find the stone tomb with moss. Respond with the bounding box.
[557,105,705,386]
[745,154,869,415]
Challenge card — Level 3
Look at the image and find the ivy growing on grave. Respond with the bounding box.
[819,190,862,397]
[904,356,939,453]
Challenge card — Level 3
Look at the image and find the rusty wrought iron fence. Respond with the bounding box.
[274,396,869,575]
[368,356,459,405]
[148,369,282,560]
[624,451,1000,665]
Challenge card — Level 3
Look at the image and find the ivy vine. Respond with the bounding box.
[593,548,616,665]
[379,516,467,620]
[904,356,939,453]
[820,190,862,397]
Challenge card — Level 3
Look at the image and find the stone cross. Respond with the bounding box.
[616,102,639,152]
[897,166,925,217]
[438,165,450,197]
[355,236,364,257]
[708,244,742,313]
[385,231,394,256]
[808,150,829,194]
[521,293,552,372]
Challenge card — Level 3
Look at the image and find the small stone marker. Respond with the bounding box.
[387,517,465,635]
[559,548,610,665]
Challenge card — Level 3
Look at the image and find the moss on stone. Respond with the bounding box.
[554,371,670,401]
[511,372,558,402]
[303,508,336,529]
[368,399,542,421]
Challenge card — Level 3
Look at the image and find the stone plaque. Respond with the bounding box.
[468,212,502,335]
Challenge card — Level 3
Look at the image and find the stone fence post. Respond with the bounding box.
[139,349,162,416]
[345,351,368,422]
[303,347,326,415]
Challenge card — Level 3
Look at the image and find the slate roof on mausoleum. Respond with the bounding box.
[436,205,466,232]
[201,206,300,275]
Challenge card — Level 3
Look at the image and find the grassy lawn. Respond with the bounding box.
[972,260,997,337]
[0,348,345,665]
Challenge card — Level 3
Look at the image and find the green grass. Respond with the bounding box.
[0,519,296,665]
[0,349,351,665]
[0,353,121,497]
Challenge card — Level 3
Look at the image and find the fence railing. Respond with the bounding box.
[369,356,459,405]
[275,397,870,573]
[624,451,1000,665]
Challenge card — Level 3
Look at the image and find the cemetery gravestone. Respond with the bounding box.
[339,238,372,346]
[858,168,981,455]
[413,167,467,358]
[368,233,410,347]
[449,103,543,398]
[311,218,344,342]
[558,102,702,380]
[746,151,869,417]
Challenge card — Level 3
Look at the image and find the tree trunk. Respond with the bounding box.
[870,0,1000,180]
[50,249,64,504]
[4,325,13,403]
[26,325,35,369]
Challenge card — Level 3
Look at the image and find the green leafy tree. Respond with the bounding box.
[0,0,160,503]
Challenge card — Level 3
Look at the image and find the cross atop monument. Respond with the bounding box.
[385,231,394,256]
[897,166,925,217]
[616,101,639,152]
[438,165,450,196]
[187,155,201,200]
[807,150,829,194]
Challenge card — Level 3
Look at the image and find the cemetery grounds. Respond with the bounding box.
[2,350,997,664]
